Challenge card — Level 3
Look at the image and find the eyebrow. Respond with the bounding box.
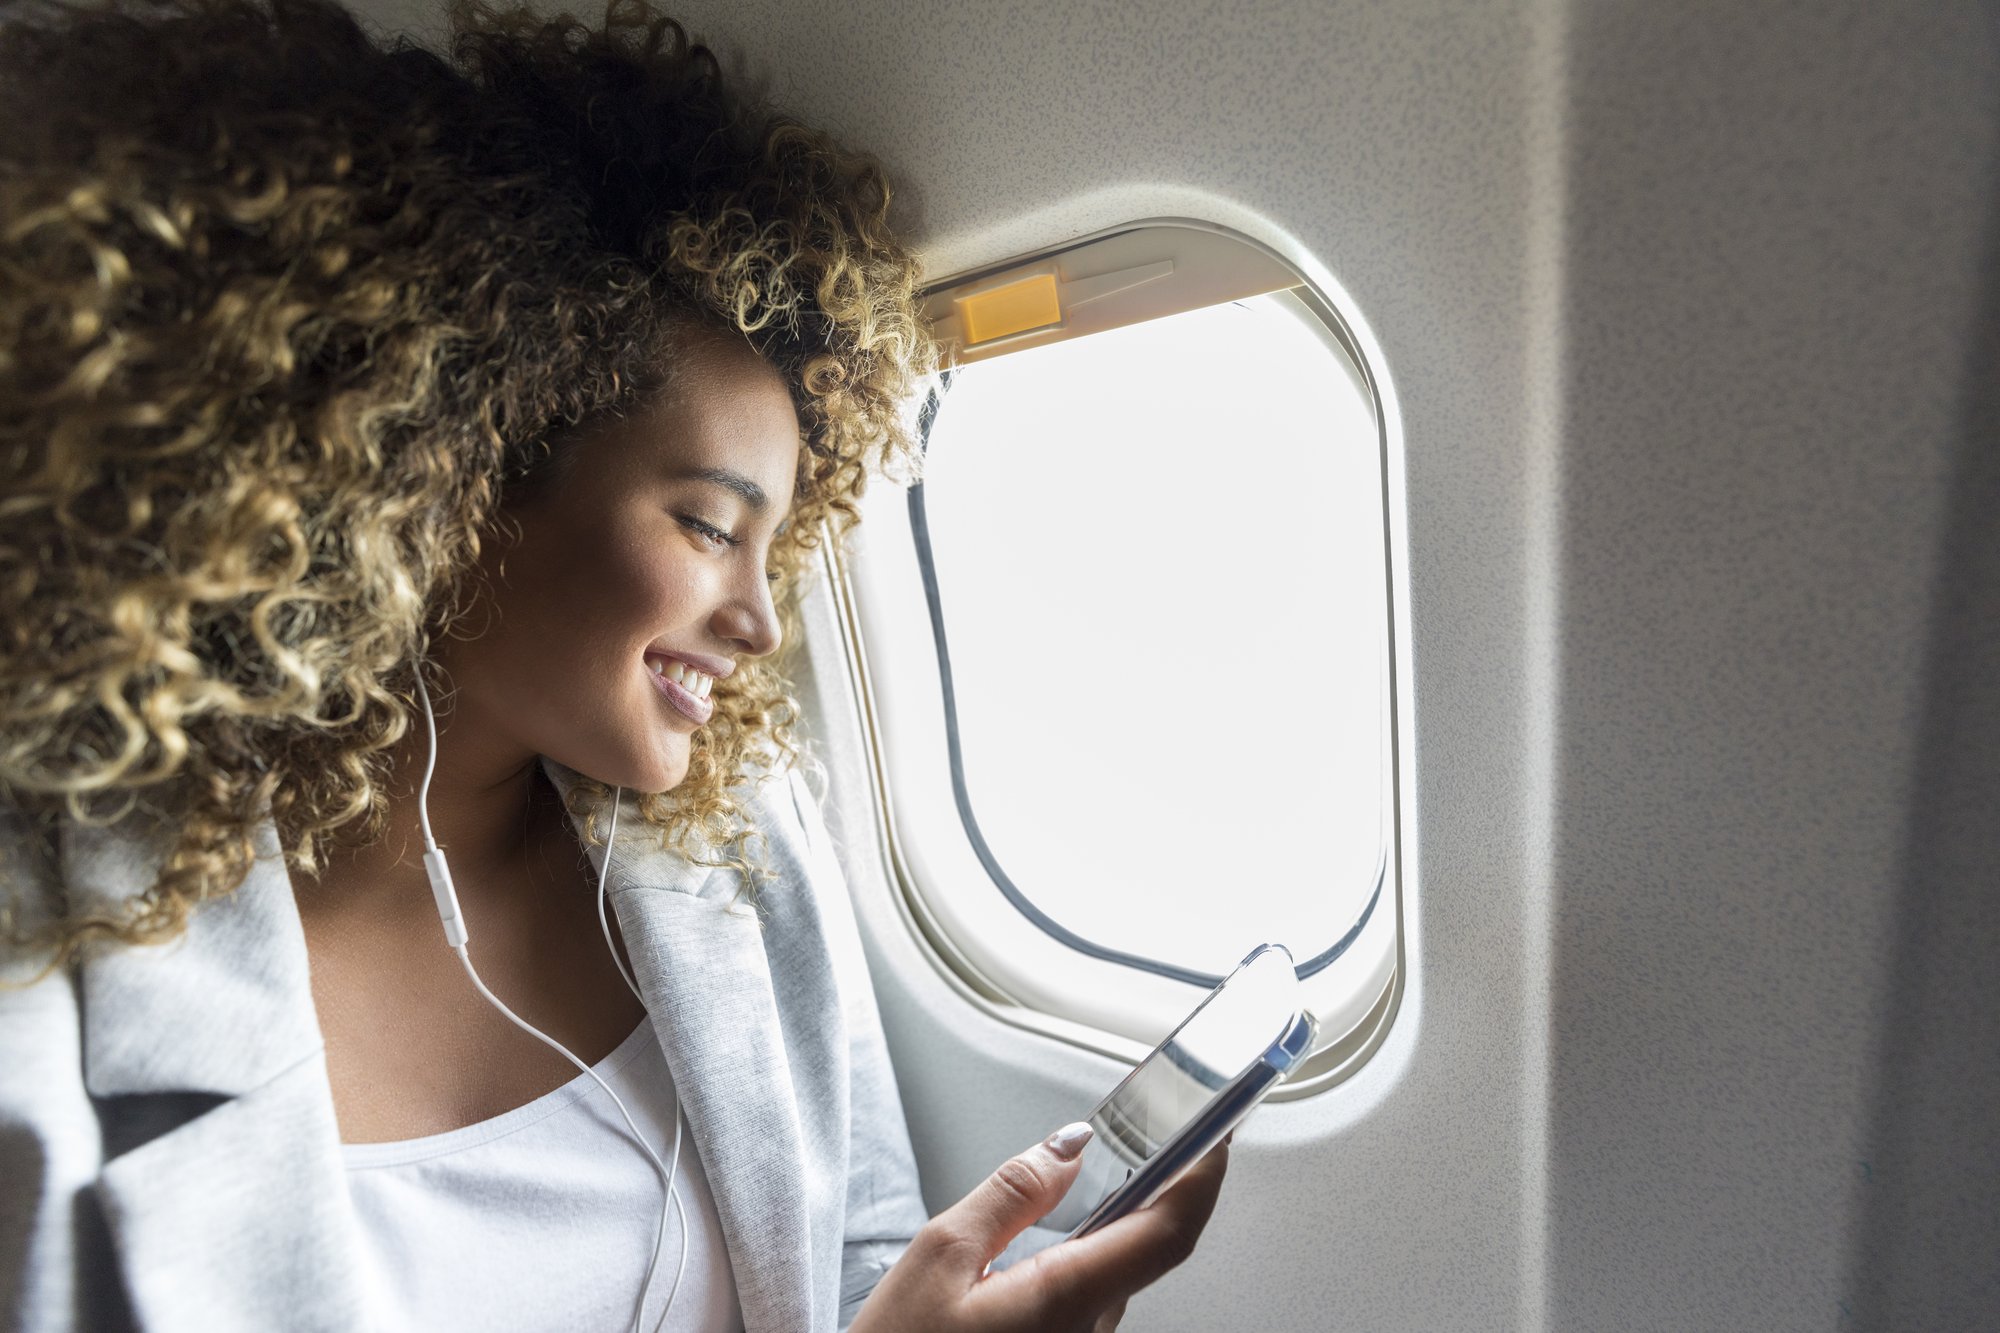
[678,466,768,511]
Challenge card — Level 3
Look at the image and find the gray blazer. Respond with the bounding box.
[0,758,930,1332]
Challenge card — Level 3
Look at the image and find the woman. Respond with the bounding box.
[0,0,1228,1329]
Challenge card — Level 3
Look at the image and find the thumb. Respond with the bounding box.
[931,1122,1095,1274]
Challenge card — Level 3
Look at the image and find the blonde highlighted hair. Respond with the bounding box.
[0,0,933,964]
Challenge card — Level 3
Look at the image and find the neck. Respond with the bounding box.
[289,690,565,923]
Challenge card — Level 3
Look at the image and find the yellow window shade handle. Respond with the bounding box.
[957,272,1065,346]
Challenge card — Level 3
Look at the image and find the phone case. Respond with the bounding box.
[1062,944,1318,1240]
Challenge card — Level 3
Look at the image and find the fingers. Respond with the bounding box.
[1094,1297,1129,1332]
[1015,1137,1230,1312]
[923,1123,1095,1273]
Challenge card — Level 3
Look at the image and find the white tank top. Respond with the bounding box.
[342,1020,743,1332]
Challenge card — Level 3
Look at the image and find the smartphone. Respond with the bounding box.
[1035,942,1317,1242]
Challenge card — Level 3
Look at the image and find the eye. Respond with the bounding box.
[675,513,740,549]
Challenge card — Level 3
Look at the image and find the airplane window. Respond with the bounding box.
[916,294,1385,983]
[838,225,1402,1091]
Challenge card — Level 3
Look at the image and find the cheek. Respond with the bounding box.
[480,506,717,711]
[530,517,699,638]
[618,545,709,633]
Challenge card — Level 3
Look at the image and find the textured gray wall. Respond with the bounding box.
[1542,3,1997,1327]
[1846,152,2000,1330]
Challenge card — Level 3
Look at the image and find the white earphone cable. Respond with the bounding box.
[596,786,693,1333]
[415,663,690,1332]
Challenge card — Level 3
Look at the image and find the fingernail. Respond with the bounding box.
[1044,1121,1094,1161]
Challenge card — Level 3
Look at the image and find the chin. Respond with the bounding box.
[552,736,689,799]
[646,766,692,797]
[642,742,693,796]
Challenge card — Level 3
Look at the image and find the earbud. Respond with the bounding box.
[413,660,690,1332]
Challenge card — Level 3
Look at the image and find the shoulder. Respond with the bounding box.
[742,760,834,867]
[0,805,113,1328]
[729,758,853,933]
[0,803,80,1144]
[738,761,888,1027]
[1,799,68,974]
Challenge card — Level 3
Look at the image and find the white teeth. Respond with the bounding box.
[649,657,717,702]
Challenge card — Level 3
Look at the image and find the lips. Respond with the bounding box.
[645,654,715,725]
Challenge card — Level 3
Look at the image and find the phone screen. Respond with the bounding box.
[1032,944,1311,1239]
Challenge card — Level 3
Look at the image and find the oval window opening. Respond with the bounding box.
[916,290,1386,983]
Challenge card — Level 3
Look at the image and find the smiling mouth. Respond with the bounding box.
[645,656,714,725]
[650,656,715,698]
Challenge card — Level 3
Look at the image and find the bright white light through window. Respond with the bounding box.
[919,293,1386,979]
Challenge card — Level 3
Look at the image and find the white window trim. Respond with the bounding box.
[830,220,1409,1098]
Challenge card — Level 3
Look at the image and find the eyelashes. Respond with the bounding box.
[678,511,780,584]
[675,513,741,548]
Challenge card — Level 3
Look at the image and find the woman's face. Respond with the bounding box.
[444,327,802,795]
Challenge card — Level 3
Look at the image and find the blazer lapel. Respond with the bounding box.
[543,759,818,1333]
[70,811,364,1332]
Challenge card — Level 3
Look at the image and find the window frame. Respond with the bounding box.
[826,220,1408,1098]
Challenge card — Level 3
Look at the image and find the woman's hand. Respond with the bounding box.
[848,1125,1230,1333]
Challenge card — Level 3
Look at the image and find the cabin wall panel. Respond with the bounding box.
[1542,2,1998,1327]
[1847,204,2000,1325]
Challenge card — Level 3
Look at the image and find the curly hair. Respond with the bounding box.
[0,0,934,966]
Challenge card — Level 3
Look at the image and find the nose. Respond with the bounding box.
[710,559,782,660]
